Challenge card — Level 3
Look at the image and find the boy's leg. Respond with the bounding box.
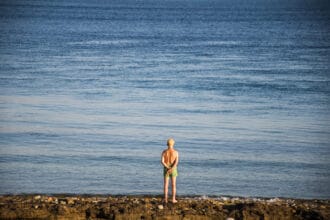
[164,177,169,203]
[171,176,177,203]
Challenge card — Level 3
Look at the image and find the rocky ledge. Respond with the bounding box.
[0,194,329,220]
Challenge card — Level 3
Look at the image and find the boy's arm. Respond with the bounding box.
[161,151,170,169]
[172,151,179,168]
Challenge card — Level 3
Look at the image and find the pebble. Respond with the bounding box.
[34,195,41,200]
[158,205,164,210]
[226,218,235,220]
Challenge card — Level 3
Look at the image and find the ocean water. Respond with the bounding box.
[0,0,329,199]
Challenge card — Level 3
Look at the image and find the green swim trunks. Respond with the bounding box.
[164,166,178,178]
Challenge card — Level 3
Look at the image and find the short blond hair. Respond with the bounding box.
[167,138,175,148]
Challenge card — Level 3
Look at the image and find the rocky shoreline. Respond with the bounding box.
[0,194,329,220]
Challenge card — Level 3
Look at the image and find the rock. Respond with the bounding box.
[58,199,67,205]
[67,198,75,205]
[0,195,329,220]
[46,197,53,203]
[200,195,208,200]
[267,198,281,203]
[150,198,157,204]
[98,197,107,203]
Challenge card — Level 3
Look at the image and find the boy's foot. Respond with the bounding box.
[172,199,178,203]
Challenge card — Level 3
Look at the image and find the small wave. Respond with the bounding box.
[68,40,141,46]
[199,41,241,46]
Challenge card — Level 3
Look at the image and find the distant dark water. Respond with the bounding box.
[0,0,329,198]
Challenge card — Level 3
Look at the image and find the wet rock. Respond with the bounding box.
[158,205,164,210]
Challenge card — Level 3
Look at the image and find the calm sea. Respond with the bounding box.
[0,0,329,199]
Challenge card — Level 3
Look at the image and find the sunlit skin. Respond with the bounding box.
[161,138,179,203]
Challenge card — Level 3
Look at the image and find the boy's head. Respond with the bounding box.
[167,138,175,148]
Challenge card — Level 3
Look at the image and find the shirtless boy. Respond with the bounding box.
[161,138,179,203]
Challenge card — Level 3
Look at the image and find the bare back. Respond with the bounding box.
[162,149,178,166]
